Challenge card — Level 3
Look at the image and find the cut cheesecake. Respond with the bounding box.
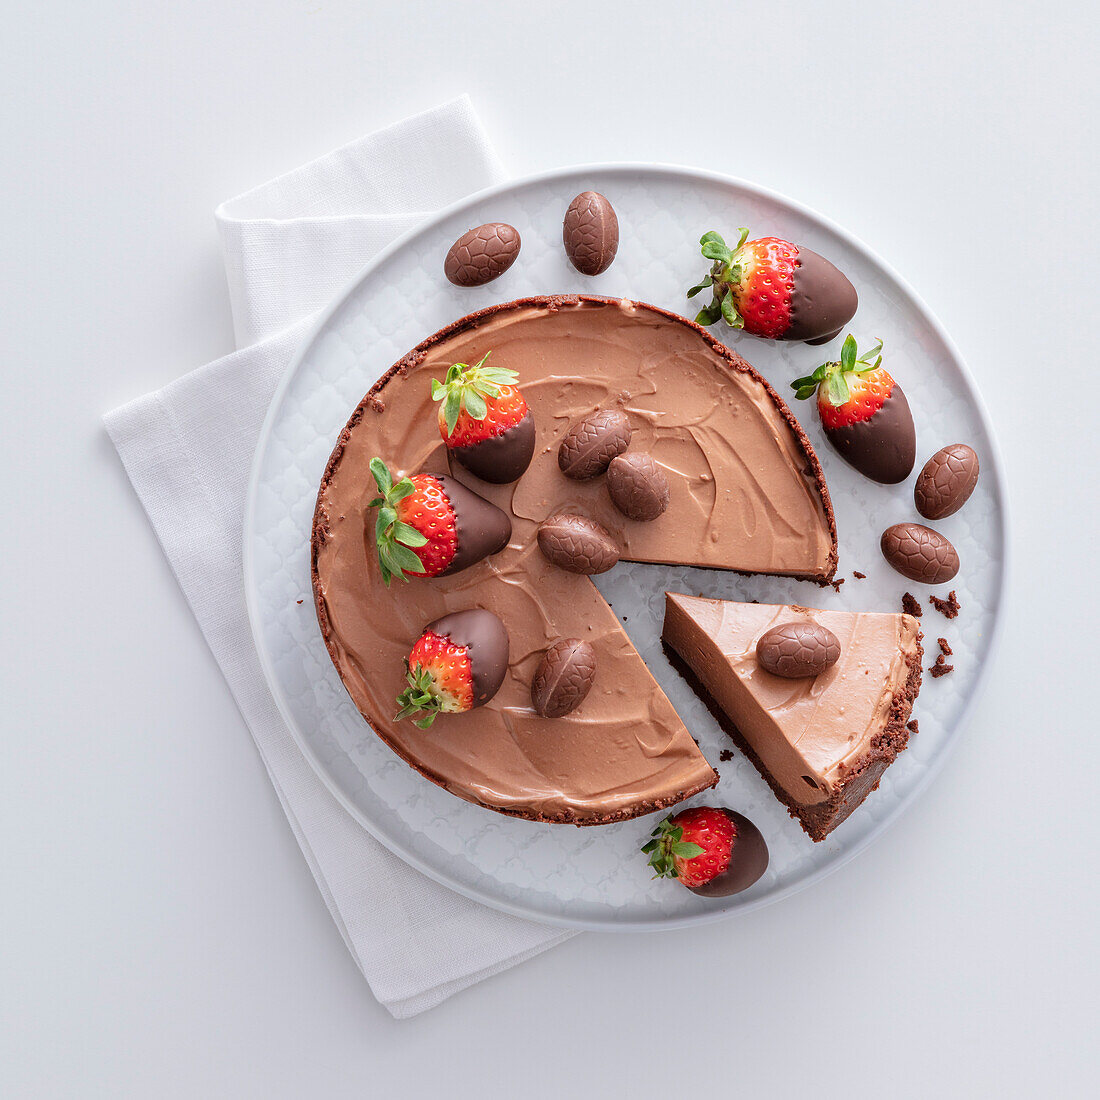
[663,593,923,841]
[312,296,837,824]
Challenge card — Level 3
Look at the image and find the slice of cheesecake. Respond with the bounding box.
[663,593,923,841]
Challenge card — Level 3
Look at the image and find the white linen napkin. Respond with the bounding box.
[104,97,575,1019]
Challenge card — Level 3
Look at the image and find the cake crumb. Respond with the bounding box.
[902,592,923,617]
[930,654,954,678]
[852,571,866,580]
[830,577,845,593]
[907,719,919,734]
[938,637,952,657]
[929,590,961,619]
[296,599,303,605]
[719,749,734,762]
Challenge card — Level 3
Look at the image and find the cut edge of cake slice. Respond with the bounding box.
[662,592,923,842]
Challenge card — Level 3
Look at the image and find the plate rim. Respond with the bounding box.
[243,162,1011,932]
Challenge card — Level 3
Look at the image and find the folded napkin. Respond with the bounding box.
[105,97,575,1019]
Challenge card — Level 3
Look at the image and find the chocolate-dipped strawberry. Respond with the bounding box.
[688,229,857,345]
[367,458,511,585]
[791,335,916,484]
[642,807,768,898]
[395,609,509,728]
[432,353,535,483]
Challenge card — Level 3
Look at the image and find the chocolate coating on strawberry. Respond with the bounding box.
[791,335,916,484]
[450,411,536,484]
[688,229,856,343]
[786,247,860,345]
[825,385,916,484]
[425,609,510,708]
[433,353,535,483]
[436,476,512,573]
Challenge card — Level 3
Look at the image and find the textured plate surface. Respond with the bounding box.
[244,165,1007,930]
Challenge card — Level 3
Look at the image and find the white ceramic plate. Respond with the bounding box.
[244,165,1008,931]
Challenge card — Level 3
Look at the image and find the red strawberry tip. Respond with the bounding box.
[430,352,520,438]
[641,816,707,879]
[790,335,884,406]
[367,457,430,586]
[394,659,445,729]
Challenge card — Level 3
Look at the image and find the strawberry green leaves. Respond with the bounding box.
[790,336,885,408]
[840,333,858,372]
[641,816,706,879]
[394,661,444,729]
[689,229,749,329]
[856,337,883,370]
[368,457,428,585]
[790,362,829,401]
[720,293,741,328]
[700,233,732,264]
[686,273,713,299]
[431,351,519,437]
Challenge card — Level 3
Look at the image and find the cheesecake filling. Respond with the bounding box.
[313,298,836,821]
[663,593,921,805]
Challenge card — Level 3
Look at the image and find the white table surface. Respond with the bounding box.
[2,1,1096,1096]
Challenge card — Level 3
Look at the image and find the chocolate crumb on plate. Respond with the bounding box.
[907,719,919,734]
[719,749,734,762]
[929,654,954,678]
[929,590,961,619]
[853,571,866,579]
[830,577,845,593]
[938,637,952,657]
[902,592,923,617]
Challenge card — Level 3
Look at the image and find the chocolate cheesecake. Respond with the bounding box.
[662,593,922,841]
[312,296,838,825]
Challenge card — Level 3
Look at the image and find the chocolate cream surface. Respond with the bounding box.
[312,296,836,823]
[663,593,921,806]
